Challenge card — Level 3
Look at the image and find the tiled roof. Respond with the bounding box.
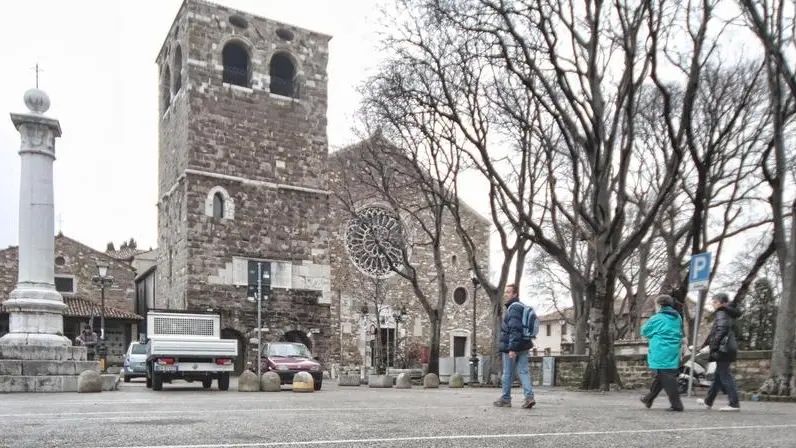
[1,296,143,320]
[105,247,148,260]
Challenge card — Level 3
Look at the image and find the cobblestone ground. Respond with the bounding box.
[1,378,795,448]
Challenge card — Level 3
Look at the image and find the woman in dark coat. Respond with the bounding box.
[696,292,741,411]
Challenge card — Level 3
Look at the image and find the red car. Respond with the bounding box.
[260,342,323,390]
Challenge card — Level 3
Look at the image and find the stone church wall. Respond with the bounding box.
[153,0,334,367]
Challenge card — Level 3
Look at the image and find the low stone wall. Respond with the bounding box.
[529,350,773,391]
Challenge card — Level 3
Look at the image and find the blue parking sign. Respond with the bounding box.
[689,252,712,291]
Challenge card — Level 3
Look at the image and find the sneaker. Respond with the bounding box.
[493,398,511,407]
[696,399,712,409]
[521,398,536,409]
[640,397,652,409]
[719,406,740,412]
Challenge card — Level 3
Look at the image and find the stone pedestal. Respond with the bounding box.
[0,344,118,392]
[0,88,114,393]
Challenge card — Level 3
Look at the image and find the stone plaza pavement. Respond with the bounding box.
[1,378,795,448]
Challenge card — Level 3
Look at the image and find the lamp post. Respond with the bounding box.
[391,306,407,368]
[469,269,480,385]
[92,262,114,372]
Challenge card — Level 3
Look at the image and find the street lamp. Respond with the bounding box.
[92,262,114,372]
[469,269,480,385]
[391,305,407,368]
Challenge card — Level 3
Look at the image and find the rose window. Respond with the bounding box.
[344,205,408,278]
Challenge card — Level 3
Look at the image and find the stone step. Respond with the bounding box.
[0,374,118,393]
[0,345,87,361]
[0,360,100,376]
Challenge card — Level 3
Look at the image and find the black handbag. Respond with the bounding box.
[718,331,738,354]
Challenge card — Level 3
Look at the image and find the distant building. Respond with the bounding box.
[0,234,144,364]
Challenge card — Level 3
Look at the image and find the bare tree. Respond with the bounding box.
[363,0,730,390]
[635,60,774,341]
[738,0,796,396]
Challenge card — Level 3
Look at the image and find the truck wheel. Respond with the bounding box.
[218,373,230,391]
[124,376,131,383]
[202,378,212,389]
[314,380,322,391]
[153,373,163,391]
[146,367,152,388]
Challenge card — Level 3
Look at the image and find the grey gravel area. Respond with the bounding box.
[0,378,794,448]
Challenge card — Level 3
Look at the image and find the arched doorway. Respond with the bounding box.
[281,330,312,350]
[221,328,246,375]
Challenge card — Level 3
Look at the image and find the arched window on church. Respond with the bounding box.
[269,53,296,97]
[161,65,171,112]
[222,41,250,87]
[213,192,224,219]
[173,45,183,94]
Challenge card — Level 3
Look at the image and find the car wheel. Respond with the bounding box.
[152,373,163,391]
[124,376,131,383]
[314,380,322,391]
[218,373,230,391]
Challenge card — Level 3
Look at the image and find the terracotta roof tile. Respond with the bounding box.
[1,296,143,320]
[105,248,148,260]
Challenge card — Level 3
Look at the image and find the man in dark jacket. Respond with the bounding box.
[696,292,741,411]
[493,284,535,409]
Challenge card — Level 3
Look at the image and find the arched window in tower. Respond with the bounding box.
[222,41,250,87]
[269,53,296,97]
[161,65,171,111]
[212,192,224,219]
[173,45,183,93]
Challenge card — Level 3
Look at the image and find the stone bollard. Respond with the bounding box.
[261,371,282,392]
[338,374,361,386]
[395,373,412,389]
[423,373,440,389]
[449,373,464,388]
[77,370,102,393]
[237,370,260,392]
[292,371,314,393]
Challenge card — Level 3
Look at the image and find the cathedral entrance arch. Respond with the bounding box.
[281,330,312,350]
[221,328,246,375]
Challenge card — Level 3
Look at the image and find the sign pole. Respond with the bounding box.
[687,289,707,396]
[257,262,262,379]
[686,252,712,397]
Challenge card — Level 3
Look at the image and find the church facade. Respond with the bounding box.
[142,0,493,373]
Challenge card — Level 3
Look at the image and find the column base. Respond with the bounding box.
[1,284,70,347]
[0,344,119,393]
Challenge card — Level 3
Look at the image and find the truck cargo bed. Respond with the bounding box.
[147,339,238,359]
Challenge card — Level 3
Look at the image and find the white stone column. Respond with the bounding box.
[0,88,69,347]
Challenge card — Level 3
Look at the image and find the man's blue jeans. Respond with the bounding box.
[501,350,533,401]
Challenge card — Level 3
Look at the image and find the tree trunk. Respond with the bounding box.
[569,275,588,355]
[426,314,443,376]
[574,310,589,355]
[582,272,622,390]
[760,208,796,396]
[488,303,503,384]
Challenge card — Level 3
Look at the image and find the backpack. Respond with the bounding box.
[510,302,540,343]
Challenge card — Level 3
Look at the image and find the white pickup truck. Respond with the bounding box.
[144,311,238,391]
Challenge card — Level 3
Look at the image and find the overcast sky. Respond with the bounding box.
[0,0,398,253]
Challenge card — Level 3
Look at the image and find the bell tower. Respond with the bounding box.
[153,0,333,361]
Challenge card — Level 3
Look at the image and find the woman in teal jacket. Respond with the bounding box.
[640,294,684,411]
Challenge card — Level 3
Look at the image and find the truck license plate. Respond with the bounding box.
[156,365,178,372]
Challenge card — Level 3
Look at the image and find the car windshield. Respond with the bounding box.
[266,343,311,358]
[130,343,147,355]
